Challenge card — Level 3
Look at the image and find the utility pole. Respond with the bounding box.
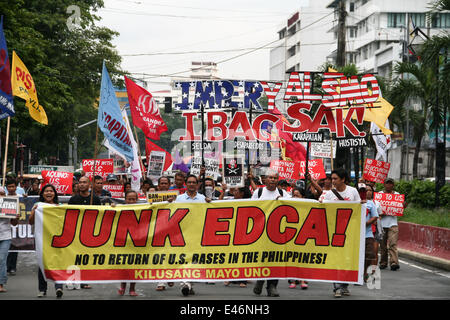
[336,0,347,67]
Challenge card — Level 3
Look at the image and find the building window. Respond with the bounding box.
[349,2,355,12]
[431,13,450,28]
[388,13,406,28]
[410,13,426,28]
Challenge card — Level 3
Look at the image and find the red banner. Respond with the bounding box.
[82,159,114,180]
[41,170,73,195]
[103,184,124,198]
[363,158,390,183]
[374,192,405,216]
[299,159,326,180]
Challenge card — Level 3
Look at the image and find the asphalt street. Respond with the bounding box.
[1,252,449,301]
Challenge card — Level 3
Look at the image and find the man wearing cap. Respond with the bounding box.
[378,178,405,271]
[106,174,119,185]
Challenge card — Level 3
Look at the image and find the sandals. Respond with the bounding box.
[156,286,165,291]
[80,284,92,289]
[118,287,125,296]
[129,290,138,296]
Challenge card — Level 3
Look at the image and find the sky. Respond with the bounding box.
[96,0,313,91]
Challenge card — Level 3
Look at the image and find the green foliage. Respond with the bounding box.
[0,0,123,166]
[399,206,450,228]
[379,179,449,209]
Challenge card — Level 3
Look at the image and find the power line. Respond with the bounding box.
[101,7,282,23]
[109,0,292,16]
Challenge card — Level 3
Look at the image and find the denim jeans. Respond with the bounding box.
[38,267,63,293]
[0,239,11,285]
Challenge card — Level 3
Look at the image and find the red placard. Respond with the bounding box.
[299,159,326,180]
[269,160,300,182]
[373,192,405,216]
[82,159,114,180]
[103,184,124,198]
[41,170,73,195]
[363,158,390,183]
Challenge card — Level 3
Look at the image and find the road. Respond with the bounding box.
[2,252,449,301]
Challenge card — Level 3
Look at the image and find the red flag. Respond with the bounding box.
[124,76,168,140]
[145,138,173,171]
[269,106,306,163]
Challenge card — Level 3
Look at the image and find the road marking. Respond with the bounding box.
[399,259,450,279]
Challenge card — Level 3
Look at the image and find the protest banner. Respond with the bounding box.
[35,199,365,284]
[222,156,244,188]
[41,170,73,195]
[269,160,300,182]
[373,192,405,216]
[103,184,124,198]
[147,190,179,204]
[299,159,326,180]
[363,158,390,183]
[0,197,19,219]
[82,159,114,180]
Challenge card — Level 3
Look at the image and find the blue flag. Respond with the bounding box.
[98,62,134,162]
[0,16,15,119]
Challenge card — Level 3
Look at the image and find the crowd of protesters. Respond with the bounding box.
[0,166,405,298]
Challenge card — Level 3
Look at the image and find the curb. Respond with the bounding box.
[398,248,450,271]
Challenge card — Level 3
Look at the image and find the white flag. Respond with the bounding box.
[371,120,392,162]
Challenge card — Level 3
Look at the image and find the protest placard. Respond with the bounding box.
[103,184,124,198]
[147,151,166,180]
[82,159,114,180]
[310,140,336,159]
[147,190,179,203]
[299,159,326,180]
[41,170,73,195]
[223,156,244,188]
[373,192,405,216]
[363,158,390,183]
[0,197,19,219]
[269,160,300,182]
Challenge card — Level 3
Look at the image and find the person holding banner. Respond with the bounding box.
[169,174,211,296]
[379,178,405,271]
[0,187,19,293]
[251,169,289,297]
[117,190,140,297]
[29,184,64,298]
[68,176,100,289]
[321,168,361,298]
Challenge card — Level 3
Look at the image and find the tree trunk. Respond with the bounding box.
[412,131,424,179]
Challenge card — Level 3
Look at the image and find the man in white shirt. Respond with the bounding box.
[171,174,211,296]
[321,168,360,298]
[378,178,404,271]
[251,169,289,297]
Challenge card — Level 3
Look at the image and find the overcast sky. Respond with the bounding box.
[97,0,316,91]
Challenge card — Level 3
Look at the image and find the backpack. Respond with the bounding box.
[258,187,283,199]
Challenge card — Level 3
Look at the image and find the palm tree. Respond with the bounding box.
[391,62,436,178]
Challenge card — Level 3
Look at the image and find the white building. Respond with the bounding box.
[270,0,335,82]
[326,0,450,78]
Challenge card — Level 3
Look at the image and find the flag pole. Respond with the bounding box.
[132,125,146,177]
[2,117,10,187]
[90,125,99,205]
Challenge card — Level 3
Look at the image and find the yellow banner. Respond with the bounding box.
[35,199,365,284]
[11,51,48,125]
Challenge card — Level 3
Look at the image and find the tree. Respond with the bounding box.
[0,0,124,169]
